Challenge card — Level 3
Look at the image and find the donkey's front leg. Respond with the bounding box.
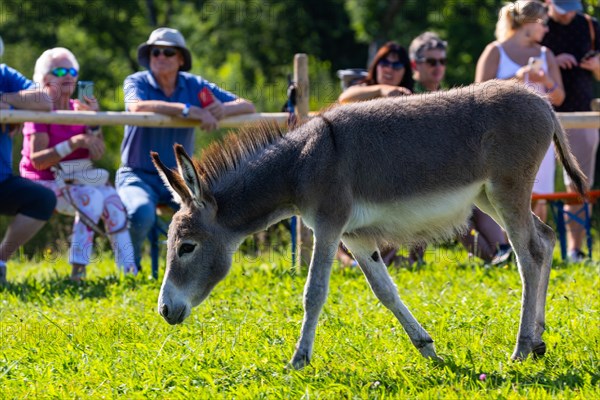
[289,235,339,369]
[344,237,441,361]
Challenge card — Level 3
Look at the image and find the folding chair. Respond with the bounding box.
[532,190,600,260]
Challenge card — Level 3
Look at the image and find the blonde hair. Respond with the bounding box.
[33,47,80,83]
[495,1,547,41]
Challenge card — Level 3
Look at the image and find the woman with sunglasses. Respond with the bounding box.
[338,41,413,104]
[476,1,565,223]
[20,47,137,281]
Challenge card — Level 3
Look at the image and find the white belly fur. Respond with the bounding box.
[344,182,484,243]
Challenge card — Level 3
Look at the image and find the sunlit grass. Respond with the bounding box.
[1,243,598,399]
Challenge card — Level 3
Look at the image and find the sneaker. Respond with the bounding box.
[70,265,87,282]
[123,263,139,276]
[568,249,587,263]
[491,244,513,266]
[336,247,357,268]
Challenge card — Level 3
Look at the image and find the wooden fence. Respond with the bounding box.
[2,54,598,266]
[2,107,599,130]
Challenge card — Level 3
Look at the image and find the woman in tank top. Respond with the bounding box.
[475,0,565,222]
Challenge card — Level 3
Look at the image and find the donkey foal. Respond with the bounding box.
[152,80,585,369]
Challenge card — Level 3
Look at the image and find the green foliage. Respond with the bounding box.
[1,2,599,271]
[2,0,599,109]
[1,247,599,397]
[344,0,600,85]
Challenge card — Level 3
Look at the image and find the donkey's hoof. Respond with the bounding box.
[532,341,546,358]
[511,347,528,361]
[287,351,311,370]
[418,342,443,363]
[431,354,445,364]
[511,340,546,361]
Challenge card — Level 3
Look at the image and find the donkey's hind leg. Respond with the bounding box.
[529,215,555,354]
[482,188,555,360]
[343,236,441,361]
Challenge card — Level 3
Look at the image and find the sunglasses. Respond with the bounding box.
[151,47,178,58]
[535,18,549,27]
[418,58,447,67]
[51,67,78,77]
[378,59,404,70]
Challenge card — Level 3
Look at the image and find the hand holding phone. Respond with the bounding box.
[77,81,94,102]
[581,50,599,62]
[528,57,543,74]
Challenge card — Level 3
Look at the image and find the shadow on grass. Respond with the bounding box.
[0,274,152,303]
[434,354,600,391]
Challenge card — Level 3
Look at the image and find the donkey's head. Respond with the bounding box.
[151,145,235,325]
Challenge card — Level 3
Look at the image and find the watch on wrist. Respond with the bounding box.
[89,126,101,136]
[181,103,191,118]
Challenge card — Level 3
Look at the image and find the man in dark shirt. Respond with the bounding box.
[542,0,600,262]
[409,31,447,93]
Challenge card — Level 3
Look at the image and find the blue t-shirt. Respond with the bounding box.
[121,71,238,172]
[0,64,34,183]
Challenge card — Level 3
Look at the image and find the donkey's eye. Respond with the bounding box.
[178,243,197,257]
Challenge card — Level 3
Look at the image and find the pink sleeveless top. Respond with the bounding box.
[20,100,90,181]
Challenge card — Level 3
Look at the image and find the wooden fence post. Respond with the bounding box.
[294,53,309,120]
[293,54,313,268]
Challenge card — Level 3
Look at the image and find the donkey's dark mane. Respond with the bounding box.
[196,121,287,187]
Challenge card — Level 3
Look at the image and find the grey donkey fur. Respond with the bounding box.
[151,80,586,369]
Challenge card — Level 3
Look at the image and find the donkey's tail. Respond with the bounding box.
[552,112,587,196]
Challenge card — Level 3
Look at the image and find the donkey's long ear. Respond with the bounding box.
[174,144,214,209]
[150,151,188,205]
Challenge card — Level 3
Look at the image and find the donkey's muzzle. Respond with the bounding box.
[159,302,188,325]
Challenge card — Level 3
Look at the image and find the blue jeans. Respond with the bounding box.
[116,167,178,269]
[0,175,56,220]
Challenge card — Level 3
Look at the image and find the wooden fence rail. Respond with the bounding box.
[0,109,291,128]
[556,112,600,129]
[1,109,598,130]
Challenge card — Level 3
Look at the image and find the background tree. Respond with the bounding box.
[345,0,512,86]
[1,0,598,255]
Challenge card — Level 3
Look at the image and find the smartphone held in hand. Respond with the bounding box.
[77,81,94,102]
[580,50,599,62]
[198,87,214,107]
[528,57,543,73]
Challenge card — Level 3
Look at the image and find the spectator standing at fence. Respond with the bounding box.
[0,35,55,284]
[409,31,447,93]
[476,1,565,224]
[117,27,255,270]
[542,0,600,262]
[20,47,138,281]
[337,42,412,266]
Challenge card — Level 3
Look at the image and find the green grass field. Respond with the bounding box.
[1,244,599,399]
